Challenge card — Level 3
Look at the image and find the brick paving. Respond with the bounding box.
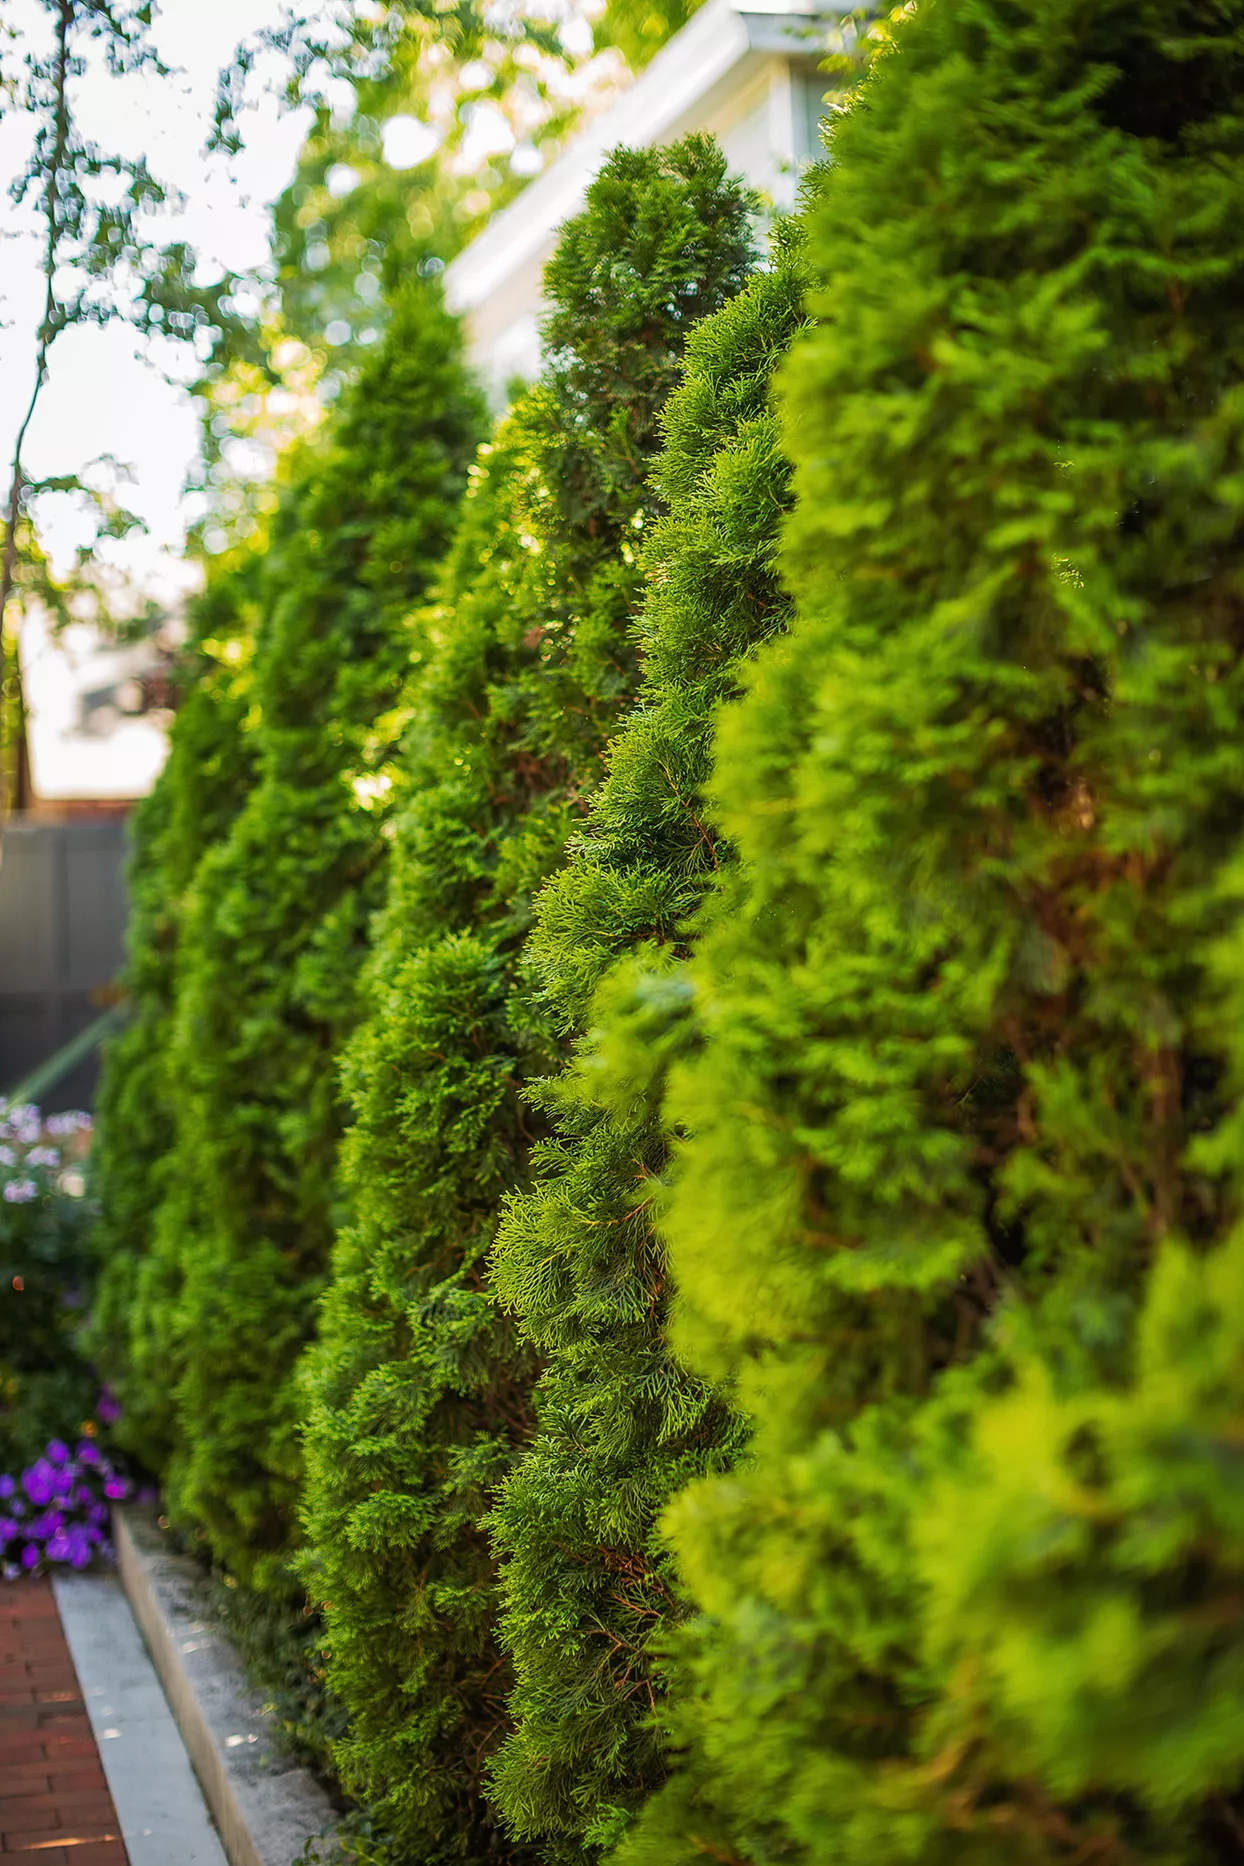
[0,1578,127,1861]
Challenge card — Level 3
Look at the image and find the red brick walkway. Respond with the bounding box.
[0,1578,127,1861]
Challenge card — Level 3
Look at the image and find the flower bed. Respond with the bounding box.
[0,1434,130,1575]
[0,1099,129,1572]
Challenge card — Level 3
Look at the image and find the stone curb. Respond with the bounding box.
[53,1568,228,1865]
[113,1505,338,1866]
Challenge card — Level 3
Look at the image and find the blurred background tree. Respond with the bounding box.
[0,0,252,817]
[187,0,705,559]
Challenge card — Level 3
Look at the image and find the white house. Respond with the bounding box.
[445,0,849,402]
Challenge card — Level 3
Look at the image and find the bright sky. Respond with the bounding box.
[0,0,311,604]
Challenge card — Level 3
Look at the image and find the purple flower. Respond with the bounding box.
[0,1518,17,1542]
[51,1467,74,1498]
[4,1180,38,1204]
[88,1503,108,1527]
[22,1461,55,1506]
[6,1105,40,1146]
[0,1474,15,1499]
[19,1544,38,1572]
[44,1109,91,1135]
[45,1530,71,1564]
[104,1478,129,1501]
[26,1147,60,1168]
[74,1484,93,1506]
[76,1442,100,1466]
[96,1390,121,1426]
[46,1440,69,1466]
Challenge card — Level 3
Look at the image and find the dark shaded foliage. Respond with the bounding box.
[100,285,484,1589]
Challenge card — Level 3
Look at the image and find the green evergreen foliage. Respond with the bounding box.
[119,285,484,1586]
[612,4,1244,1862]
[593,0,704,76]
[486,217,809,1856]
[296,138,758,1865]
[91,574,261,1476]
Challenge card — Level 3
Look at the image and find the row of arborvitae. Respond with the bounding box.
[297,140,762,1864]
[94,3,1244,1860]
[94,285,485,1597]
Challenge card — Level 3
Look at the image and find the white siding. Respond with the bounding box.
[446,0,846,404]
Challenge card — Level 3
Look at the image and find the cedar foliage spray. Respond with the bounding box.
[487,215,811,1858]
[296,139,759,1865]
[618,3,1244,1861]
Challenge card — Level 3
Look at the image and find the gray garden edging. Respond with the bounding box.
[113,1505,338,1866]
[53,1567,229,1866]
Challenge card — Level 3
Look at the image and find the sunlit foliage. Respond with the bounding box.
[616,4,1244,1860]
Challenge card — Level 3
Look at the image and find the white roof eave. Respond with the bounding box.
[445,0,847,318]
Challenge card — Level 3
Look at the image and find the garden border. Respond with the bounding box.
[112,1505,337,1866]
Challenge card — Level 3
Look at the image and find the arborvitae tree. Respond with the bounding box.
[486,218,810,1857]
[91,570,261,1475]
[612,4,1244,1863]
[125,286,484,1586]
[296,138,758,1865]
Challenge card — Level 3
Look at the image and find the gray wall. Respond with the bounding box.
[0,814,130,1110]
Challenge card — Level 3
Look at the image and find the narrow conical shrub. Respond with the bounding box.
[91,570,260,1474]
[485,214,810,1858]
[296,137,759,1865]
[126,285,484,1585]
[612,3,1244,1861]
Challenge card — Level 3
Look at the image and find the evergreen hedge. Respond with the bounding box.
[296,138,759,1865]
[612,3,1244,1861]
[92,569,261,1476]
[486,214,810,1856]
[121,286,484,1586]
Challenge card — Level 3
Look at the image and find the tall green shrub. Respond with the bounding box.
[92,572,260,1474]
[486,216,810,1857]
[129,285,484,1584]
[614,4,1244,1862]
[297,138,758,1865]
